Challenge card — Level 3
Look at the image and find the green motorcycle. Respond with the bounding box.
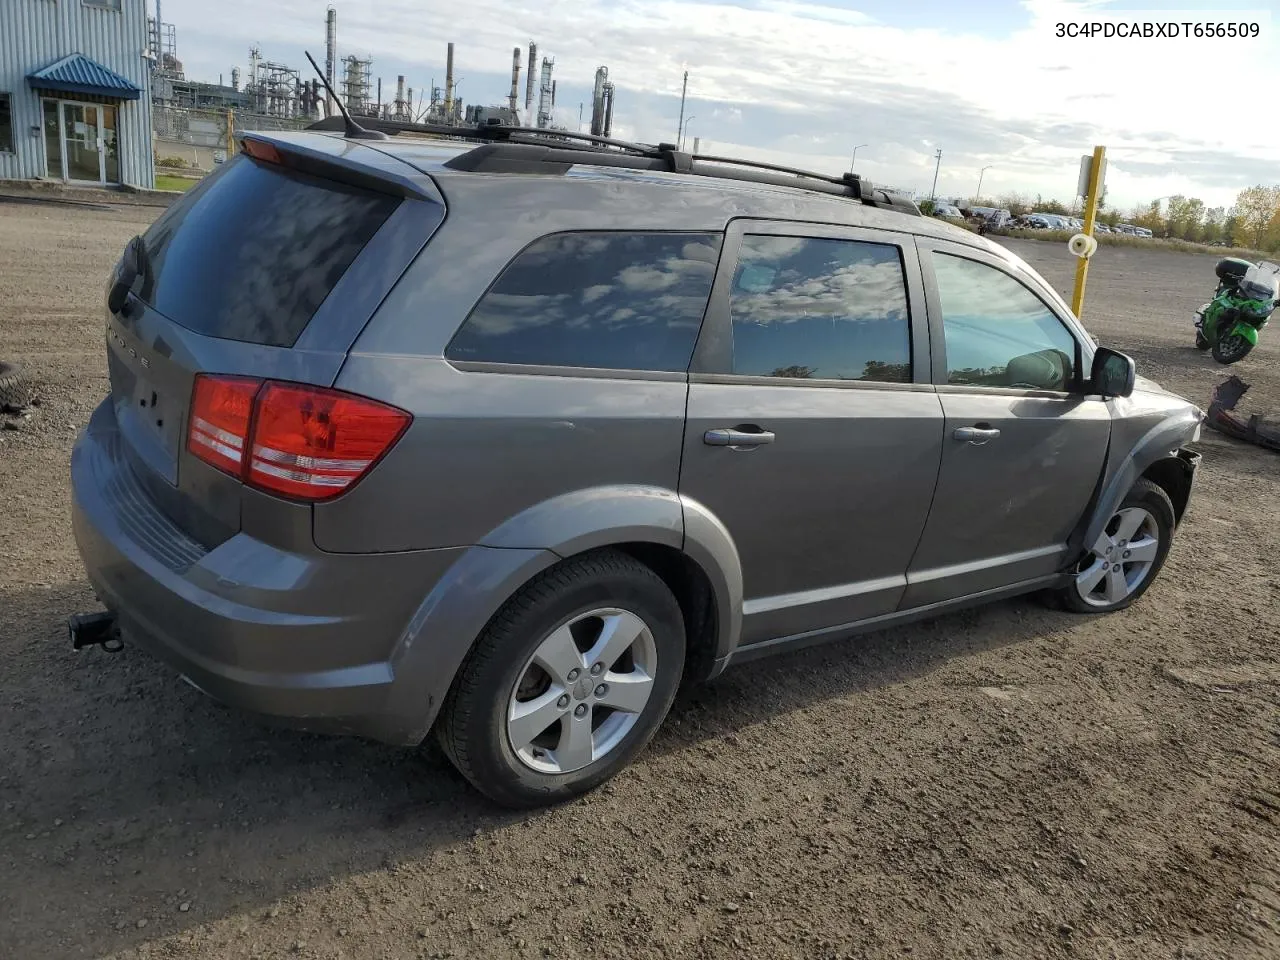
[1194,257,1278,364]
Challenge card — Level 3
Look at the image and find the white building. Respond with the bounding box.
[0,0,154,189]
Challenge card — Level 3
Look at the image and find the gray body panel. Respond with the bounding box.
[72,400,464,744]
[67,130,1204,746]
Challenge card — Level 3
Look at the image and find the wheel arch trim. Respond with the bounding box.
[385,485,744,741]
[1080,411,1200,551]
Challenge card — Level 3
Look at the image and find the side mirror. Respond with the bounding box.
[1091,346,1135,398]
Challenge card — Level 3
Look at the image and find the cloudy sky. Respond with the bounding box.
[157,0,1277,211]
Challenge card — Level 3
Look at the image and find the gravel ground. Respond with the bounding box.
[1,202,1277,960]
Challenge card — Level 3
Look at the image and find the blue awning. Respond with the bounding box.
[27,53,141,101]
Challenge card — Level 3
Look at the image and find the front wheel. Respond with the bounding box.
[436,549,686,808]
[1053,479,1175,614]
[1212,332,1253,364]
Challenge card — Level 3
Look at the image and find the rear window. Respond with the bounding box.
[136,154,399,347]
[445,231,723,372]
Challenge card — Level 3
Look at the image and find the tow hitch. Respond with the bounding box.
[68,611,123,653]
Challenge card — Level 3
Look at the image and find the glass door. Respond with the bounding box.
[42,99,63,179]
[100,105,119,184]
[63,103,104,183]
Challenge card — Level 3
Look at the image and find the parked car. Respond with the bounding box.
[70,123,1204,808]
[1095,223,1112,234]
[968,205,1012,228]
[1030,212,1069,229]
[933,203,964,219]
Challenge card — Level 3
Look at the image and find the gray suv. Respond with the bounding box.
[70,122,1203,808]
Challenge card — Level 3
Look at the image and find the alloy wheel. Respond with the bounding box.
[506,607,658,775]
[1074,506,1161,608]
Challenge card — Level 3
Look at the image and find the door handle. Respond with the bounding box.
[953,425,1001,444]
[704,427,775,447]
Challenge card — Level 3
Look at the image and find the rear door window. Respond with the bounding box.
[136,153,399,347]
[445,231,723,372]
[726,235,912,382]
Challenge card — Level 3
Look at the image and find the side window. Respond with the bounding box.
[445,232,722,372]
[727,235,911,382]
[932,252,1079,391]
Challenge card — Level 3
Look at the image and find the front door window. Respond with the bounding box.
[931,252,1079,391]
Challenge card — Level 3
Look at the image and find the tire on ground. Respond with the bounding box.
[1053,478,1176,614]
[0,361,30,411]
[1212,335,1252,365]
[436,548,687,808]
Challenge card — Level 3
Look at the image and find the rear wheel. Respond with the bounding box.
[1212,332,1253,364]
[436,550,686,808]
[1054,479,1174,614]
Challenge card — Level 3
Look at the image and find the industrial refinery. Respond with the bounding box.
[147,4,620,134]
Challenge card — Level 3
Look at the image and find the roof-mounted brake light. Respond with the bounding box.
[241,138,283,165]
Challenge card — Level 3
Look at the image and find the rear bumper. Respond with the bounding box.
[70,400,469,744]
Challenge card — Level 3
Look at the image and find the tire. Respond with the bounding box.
[0,361,30,411]
[436,549,686,808]
[1212,334,1252,364]
[1053,478,1175,614]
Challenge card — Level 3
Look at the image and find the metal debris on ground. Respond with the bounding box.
[0,360,32,413]
[1206,375,1280,452]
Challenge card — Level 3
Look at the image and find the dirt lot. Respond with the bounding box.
[1,201,1277,960]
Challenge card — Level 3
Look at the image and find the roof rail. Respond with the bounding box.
[303,114,920,216]
[306,114,647,153]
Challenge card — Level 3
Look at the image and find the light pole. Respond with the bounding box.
[680,116,696,151]
[975,165,992,203]
[849,143,868,174]
[676,70,688,144]
[929,147,942,201]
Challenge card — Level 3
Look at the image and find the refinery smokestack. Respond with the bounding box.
[444,42,455,114]
[591,66,607,136]
[525,42,537,110]
[324,6,337,117]
[509,47,521,112]
[396,74,405,118]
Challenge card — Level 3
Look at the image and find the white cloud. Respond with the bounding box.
[162,0,1278,209]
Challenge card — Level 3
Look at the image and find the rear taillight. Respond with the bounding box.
[187,375,410,502]
[248,383,411,499]
[188,375,260,475]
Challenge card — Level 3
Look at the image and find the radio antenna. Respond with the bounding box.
[304,50,387,140]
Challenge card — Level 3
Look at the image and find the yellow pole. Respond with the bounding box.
[1071,144,1106,318]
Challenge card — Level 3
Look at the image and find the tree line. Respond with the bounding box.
[966,185,1280,251]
